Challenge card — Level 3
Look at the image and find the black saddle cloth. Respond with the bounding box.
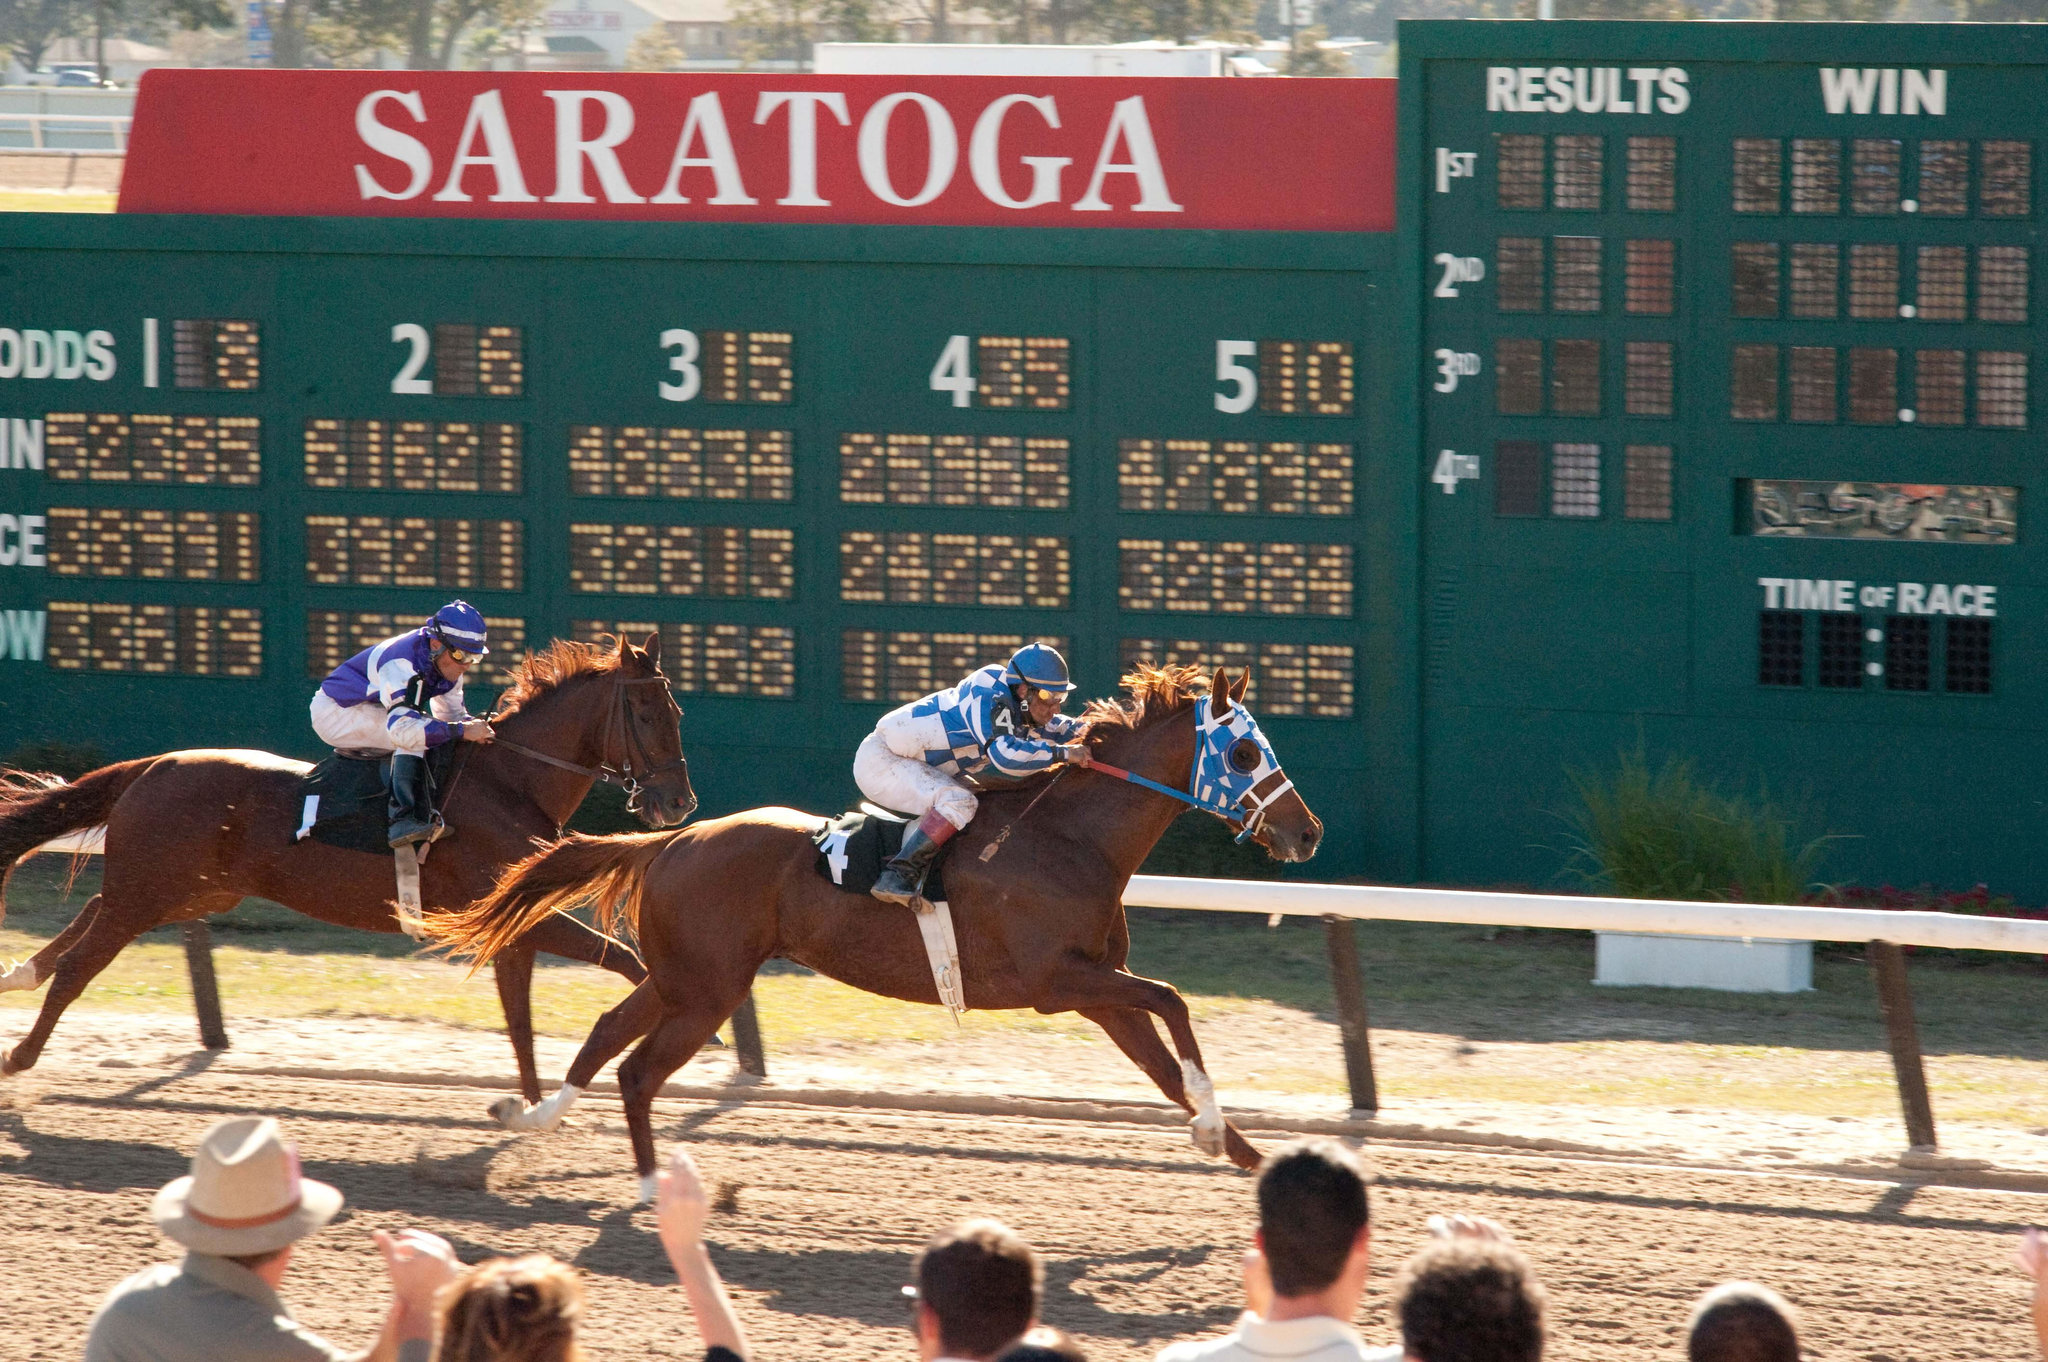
[811,807,950,904]
[296,745,460,854]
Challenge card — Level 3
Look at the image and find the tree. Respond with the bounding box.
[1283,23,1349,73]
[623,20,682,67]
[0,0,85,72]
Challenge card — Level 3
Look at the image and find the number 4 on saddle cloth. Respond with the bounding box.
[812,806,966,1018]
[291,745,462,855]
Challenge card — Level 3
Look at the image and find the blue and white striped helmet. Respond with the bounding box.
[428,600,490,656]
[1004,642,1075,695]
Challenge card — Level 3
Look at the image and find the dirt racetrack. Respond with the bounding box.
[2,1064,2041,1362]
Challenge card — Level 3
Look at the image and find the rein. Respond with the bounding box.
[485,674,683,805]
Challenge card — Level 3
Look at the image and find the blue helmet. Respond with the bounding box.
[427,600,490,656]
[1004,642,1074,695]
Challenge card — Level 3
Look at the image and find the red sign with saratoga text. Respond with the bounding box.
[117,70,1394,232]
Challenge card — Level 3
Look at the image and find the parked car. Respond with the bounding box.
[51,66,117,88]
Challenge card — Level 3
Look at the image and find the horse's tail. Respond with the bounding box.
[0,760,154,921]
[425,829,677,968]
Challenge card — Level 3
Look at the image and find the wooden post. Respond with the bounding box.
[1322,914,1378,1116]
[730,989,767,1081]
[1869,939,1937,1150]
[181,920,229,1052]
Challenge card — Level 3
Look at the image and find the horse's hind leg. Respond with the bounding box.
[492,946,543,1105]
[2,890,216,1076]
[491,977,662,1134]
[618,1001,735,1203]
[0,893,104,994]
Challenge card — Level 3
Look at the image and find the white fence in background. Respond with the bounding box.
[0,112,130,152]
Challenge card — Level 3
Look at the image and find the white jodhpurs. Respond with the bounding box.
[853,731,978,831]
[310,692,415,754]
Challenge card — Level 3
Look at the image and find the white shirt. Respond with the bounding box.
[1156,1313,1403,1362]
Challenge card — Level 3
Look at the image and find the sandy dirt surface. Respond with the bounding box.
[3,1058,2043,1362]
[14,1003,2048,1186]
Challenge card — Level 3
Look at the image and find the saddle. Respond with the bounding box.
[811,804,951,905]
[293,745,460,855]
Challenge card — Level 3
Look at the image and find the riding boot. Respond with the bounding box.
[387,753,444,848]
[871,810,957,906]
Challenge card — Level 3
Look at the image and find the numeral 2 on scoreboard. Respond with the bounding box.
[391,323,432,394]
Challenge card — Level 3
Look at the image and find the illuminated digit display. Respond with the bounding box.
[48,602,261,677]
[173,319,260,391]
[305,516,524,591]
[839,532,1070,608]
[698,331,795,404]
[1118,540,1352,617]
[47,508,260,581]
[1258,341,1355,416]
[568,427,794,500]
[1117,439,1353,515]
[571,619,795,697]
[304,420,522,494]
[432,324,524,397]
[839,434,1069,509]
[44,413,261,485]
[568,523,795,598]
[307,611,525,688]
[977,336,1071,410]
[842,630,1071,703]
[1120,638,1354,718]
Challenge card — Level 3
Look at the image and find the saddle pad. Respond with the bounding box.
[811,807,949,905]
[295,746,458,855]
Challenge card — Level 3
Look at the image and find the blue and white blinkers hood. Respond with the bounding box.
[1190,693,1295,844]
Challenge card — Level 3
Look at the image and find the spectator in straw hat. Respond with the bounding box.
[84,1114,458,1362]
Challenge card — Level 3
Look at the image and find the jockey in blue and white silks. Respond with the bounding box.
[308,601,497,847]
[854,642,1090,905]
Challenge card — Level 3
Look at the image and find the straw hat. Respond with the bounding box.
[152,1116,344,1256]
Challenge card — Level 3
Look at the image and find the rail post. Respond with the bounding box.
[1869,939,1937,1150]
[181,921,229,1051]
[730,989,767,1081]
[1322,913,1378,1116]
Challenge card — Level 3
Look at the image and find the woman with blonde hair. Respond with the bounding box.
[433,1149,748,1362]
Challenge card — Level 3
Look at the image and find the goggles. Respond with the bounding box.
[443,645,481,665]
[1027,686,1065,704]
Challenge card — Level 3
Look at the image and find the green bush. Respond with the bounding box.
[1562,745,1834,904]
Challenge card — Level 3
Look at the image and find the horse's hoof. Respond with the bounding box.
[1191,1119,1227,1158]
[487,1095,527,1129]
[637,1172,659,1205]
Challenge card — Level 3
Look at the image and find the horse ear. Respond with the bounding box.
[1210,666,1232,718]
[614,632,632,659]
[1231,667,1251,703]
[641,631,661,666]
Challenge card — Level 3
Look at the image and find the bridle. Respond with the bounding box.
[488,673,687,811]
[1087,696,1295,845]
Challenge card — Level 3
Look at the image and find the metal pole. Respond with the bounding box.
[1322,913,1378,1116]
[730,989,767,1081]
[1869,939,1937,1149]
[181,921,229,1051]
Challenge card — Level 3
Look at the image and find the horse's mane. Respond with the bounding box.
[1081,663,1210,739]
[493,638,624,718]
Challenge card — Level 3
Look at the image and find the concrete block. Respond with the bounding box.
[1595,931,1814,993]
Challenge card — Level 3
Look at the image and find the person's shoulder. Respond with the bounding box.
[1358,1347,1404,1362]
[95,1261,185,1310]
[1155,1325,1253,1362]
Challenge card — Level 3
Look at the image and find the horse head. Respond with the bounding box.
[1193,667,1322,863]
[610,632,697,828]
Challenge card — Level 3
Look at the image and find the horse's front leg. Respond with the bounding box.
[1041,963,1258,1169]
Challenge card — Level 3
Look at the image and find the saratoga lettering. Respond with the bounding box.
[118,70,1394,230]
[356,86,1181,214]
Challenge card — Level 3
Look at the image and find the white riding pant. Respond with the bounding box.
[310,691,419,755]
[853,724,979,831]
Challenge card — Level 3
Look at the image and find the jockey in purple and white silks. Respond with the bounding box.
[309,600,497,847]
[854,642,1091,906]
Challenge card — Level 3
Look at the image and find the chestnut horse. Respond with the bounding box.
[0,634,695,1101]
[431,665,1322,1199]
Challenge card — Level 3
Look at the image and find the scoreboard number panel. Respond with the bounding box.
[572,618,795,698]
[570,426,793,500]
[843,630,1072,704]
[47,507,260,582]
[305,419,522,494]
[48,602,262,677]
[308,610,525,688]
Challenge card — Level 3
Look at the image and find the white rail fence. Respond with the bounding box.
[33,835,2022,1149]
[0,112,130,152]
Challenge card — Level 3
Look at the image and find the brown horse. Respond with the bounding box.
[431,664,1322,1199]
[0,633,695,1101]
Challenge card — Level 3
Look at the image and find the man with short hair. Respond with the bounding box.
[1157,1138,1399,1362]
[1685,1281,1801,1362]
[1393,1237,1547,1362]
[84,1115,458,1362]
[906,1218,1043,1362]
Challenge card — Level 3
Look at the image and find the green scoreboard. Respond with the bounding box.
[7,33,2048,894]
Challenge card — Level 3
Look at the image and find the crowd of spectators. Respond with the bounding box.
[79,1114,2045,1362]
